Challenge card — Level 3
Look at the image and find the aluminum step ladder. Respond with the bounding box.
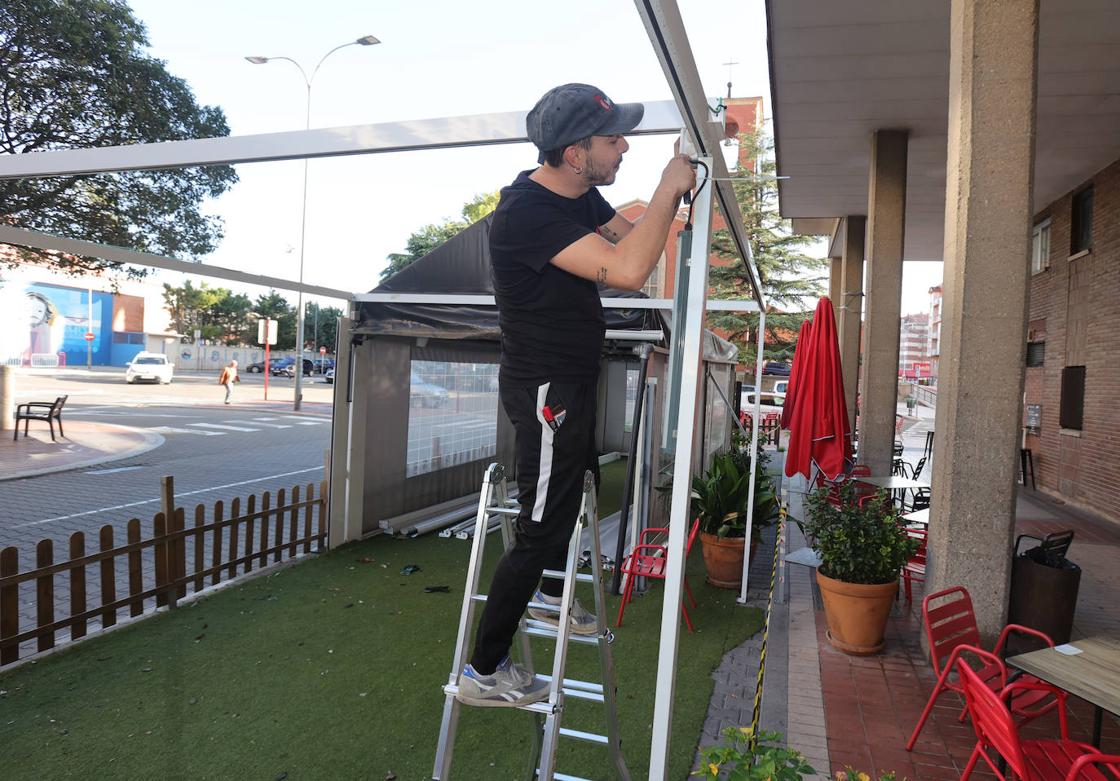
[433,463,630,781]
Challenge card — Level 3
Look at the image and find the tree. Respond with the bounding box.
[708,130,828,363]
[161,281,253,344]
[253,291,296,350]
[304,303,344,353]
[380,191,500,282]
[0,0,237,277]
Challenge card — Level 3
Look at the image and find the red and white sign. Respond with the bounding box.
[83,332,95,342]
[319,346,327,355]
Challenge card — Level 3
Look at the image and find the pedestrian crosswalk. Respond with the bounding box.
[150,417,328,437]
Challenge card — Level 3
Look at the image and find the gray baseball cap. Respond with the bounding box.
[527,83,644,164]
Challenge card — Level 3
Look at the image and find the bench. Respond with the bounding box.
[14,395,68,442]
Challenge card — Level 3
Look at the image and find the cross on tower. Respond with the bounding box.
[722,58,740,99]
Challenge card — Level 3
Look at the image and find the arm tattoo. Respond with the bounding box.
[597,267,608,283]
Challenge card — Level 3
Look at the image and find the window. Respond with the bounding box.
[1059,366,1085,430]
[406,360,499,477]
[1070,188,1093,255]
[1026,342,1045,367]
[1030,219,1050,274]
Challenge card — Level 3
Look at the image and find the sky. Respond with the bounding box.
[112,0,939,315]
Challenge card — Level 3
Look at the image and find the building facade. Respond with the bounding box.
[898,312,930,380]
[1024,156,1120,522]
[927,285,942,383]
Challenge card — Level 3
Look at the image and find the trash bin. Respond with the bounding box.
[1007,531,1080,646]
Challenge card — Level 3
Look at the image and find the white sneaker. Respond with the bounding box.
[456,656,549,708]
[527,590,600,636]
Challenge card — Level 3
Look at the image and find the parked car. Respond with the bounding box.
[313,358,335,374]
[245,361,267,373]
[762,360,792,376]
[324,367,335,384]
[281,358,314,377]
[268,358,294,375]
[772,380,789,395]
[740,390,786,416]
[125,353,174,384]
[410,372,449,407]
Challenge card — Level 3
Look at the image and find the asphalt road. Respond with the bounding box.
[2,369,334,551]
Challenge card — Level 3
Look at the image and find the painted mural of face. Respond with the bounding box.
[28,294,50,327]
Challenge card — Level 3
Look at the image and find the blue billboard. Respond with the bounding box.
[3,283,113,366]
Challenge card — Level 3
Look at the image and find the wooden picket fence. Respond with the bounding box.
[0,476,328,668]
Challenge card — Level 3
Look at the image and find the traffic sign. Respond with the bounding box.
[257,318,277,346]
[83,332,95,342]
[319,346,327,355]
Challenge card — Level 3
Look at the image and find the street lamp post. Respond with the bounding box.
[247,35,380,411]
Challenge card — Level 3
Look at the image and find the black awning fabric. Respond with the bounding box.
[358,214,664,339]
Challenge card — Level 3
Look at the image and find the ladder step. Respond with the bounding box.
[522,622,602,647]
[538,772,592,781]
[441,683,559,714]
[542,569,595,583]
[558,726,609,746]
[487,506,519,516]
[537,673,604,696]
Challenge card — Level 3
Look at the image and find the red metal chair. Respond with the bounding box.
[616,518,701,633]
[956,656,1120,780]
[901,527,927,603]
[905,586,1059,751]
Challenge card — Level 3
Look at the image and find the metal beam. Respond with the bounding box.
[633,0,767,313]
[0,225,352,300]
[0,103,683,179]
[353,291,758,312]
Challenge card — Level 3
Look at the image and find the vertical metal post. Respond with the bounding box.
[738,309,767,603]
[649,152,715,779]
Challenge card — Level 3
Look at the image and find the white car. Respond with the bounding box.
[740,390,786,416]
[126,353,174,384]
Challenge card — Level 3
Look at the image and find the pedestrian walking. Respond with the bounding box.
[455,83,696,708]
[218,359,240,405]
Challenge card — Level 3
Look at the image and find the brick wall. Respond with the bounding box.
[1026,157,1120,522]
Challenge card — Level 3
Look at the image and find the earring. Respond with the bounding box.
[572,166,584,175]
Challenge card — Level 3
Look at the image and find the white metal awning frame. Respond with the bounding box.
[0,3,770,776]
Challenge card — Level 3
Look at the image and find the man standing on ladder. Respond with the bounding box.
[457,83,696,707]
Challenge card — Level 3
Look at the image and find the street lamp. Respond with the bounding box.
[246,35,380,410]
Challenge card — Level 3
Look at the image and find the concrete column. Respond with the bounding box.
[839,216,866,434]
[0,366,12,431]
[928,0,1038,639]
[858,131,908,475]
[828,257,843,325]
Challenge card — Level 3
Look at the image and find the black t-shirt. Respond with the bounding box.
[490,170,615,386]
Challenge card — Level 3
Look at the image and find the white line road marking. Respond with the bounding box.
[84,466,145,475]
[240,419,292,428]
[189,423,261,433]
[13,467,325,528]
[150,426,224,436]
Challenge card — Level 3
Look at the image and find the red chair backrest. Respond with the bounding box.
[907,528,928,565]
[849,464,871,478]
[957,657,1029,778]
[923,586,982,677]
[685,518,701,556]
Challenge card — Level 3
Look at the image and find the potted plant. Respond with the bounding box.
[693,728,815,780]
[803,481,919,654]
[690,449,779,589]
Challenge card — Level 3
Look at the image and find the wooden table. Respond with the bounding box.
[902,508,929,526]
[1007,635,1120,746]
[858,475,930,508]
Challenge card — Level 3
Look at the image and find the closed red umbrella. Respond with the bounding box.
[780,319,813,430]
[783,296,851,480]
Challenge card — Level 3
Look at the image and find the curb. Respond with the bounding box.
[1,423,166,482]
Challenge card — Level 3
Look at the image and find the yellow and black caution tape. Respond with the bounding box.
[748,505,785,751]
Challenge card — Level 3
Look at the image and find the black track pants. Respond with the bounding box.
[469,379,599,675]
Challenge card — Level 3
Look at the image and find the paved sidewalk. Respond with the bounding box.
[0,419,163,481]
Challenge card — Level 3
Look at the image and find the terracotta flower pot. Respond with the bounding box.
[815,569,898,655]
[700,533,759,589]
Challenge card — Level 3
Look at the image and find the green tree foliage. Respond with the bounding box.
[161,281,253,344]
[252,291,296,350]
[708,131,828,362]
[380,191,500,282]
[0,0,237,277]
[303,303,344,353]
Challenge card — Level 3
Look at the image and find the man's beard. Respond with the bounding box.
[583,157,619,186]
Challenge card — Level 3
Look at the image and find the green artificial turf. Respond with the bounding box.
[1,499,762,780]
